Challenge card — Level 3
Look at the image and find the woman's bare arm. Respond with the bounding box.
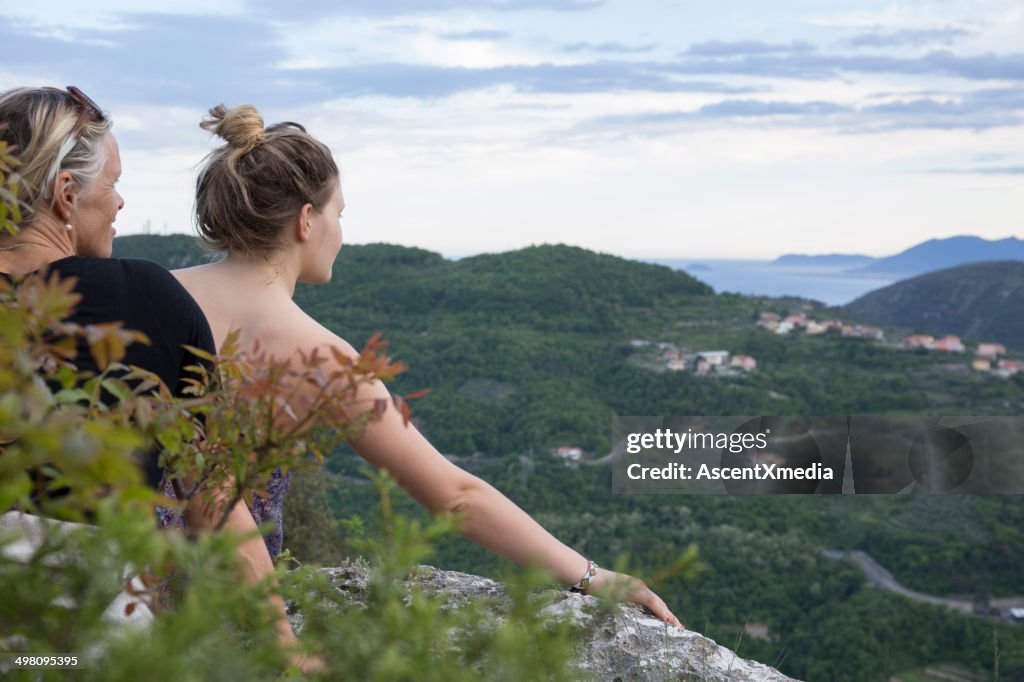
[347,376,683,628]
[182,487,324,670]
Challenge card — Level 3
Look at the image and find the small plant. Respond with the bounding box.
[0,156,585,680]
[0,268,591,681]
[280,469,583,681]
[153,327,417,531]
[0,139,22,236]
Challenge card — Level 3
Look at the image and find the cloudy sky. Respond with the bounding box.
[2,0,1021,258]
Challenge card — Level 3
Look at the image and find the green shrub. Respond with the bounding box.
[0,156,580,681]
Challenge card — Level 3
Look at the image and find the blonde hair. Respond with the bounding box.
[0,86,112,222]
[195,104,338,257]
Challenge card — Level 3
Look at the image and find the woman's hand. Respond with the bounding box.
[584,568,684,630]
[286,650,325,674]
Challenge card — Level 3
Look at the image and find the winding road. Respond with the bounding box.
[823,549,1024,620]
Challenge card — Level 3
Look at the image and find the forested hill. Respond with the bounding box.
[111,233,211,268]
[456,244,712,302]
[299,242,713,336]
[113,235,713,335]
[844,260,1024,350]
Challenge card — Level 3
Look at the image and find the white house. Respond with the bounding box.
[730,355,757,371]
[696,351,730,366]
[554,447,582,462]
[977,342,1007,358]
[934,335,965,352]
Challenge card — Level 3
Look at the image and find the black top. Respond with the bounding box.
[5,256,216,489]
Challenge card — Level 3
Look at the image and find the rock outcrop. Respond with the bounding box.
[288,562,797,682]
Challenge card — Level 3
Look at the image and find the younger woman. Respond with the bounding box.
[173,104,683,629]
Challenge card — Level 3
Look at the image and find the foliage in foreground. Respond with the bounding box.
[0,266,583,681]
[0,148,583,679]
[280,470,582,682]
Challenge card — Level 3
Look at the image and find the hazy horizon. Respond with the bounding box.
[121,230,1021,264]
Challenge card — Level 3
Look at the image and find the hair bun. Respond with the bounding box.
[201,104,265,152]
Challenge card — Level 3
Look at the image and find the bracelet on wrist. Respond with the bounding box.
[569,559,598,593]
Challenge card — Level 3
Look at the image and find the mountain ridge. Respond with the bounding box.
[771,235,1024,277]
[852,235,1024,276]
[843,260,1024,350]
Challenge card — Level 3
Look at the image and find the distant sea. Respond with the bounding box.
[648,259,900,307]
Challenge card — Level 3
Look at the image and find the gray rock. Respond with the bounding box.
[288,560,797,682]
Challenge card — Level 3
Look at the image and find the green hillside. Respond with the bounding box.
[111,234,1024,680]
[111,233,212,268]
[112,235,1024,452]
[845,261,1024,350]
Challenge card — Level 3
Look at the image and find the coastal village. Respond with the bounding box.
[627,311,1021,380]
[629,338,758,377]
[590,303,1023,465]
[756,311,1021,379]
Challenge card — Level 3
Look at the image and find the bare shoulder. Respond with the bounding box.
[170,263,211,288]
[170,263,203,277]
[292,308,360,362]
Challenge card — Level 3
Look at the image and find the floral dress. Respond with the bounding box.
[156,468,293,559]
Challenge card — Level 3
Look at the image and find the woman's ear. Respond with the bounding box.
[295,202,314,243]
[52,170,77,223]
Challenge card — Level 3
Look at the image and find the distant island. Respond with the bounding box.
[775,235,1024,278]
[684,263,712,271]
[772,253,875,267]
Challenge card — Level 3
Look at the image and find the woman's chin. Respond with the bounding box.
[98,234,116,258]
[299,273,331,286]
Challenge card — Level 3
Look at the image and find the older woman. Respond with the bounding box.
[0,88,311,661]
[1,84,303,630]
[0,86,216,488]
[172,103,685,628]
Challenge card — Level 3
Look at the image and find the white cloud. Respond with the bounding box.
[2,0,246,31]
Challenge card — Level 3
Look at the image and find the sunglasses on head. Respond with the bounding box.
[65,85,106,134]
